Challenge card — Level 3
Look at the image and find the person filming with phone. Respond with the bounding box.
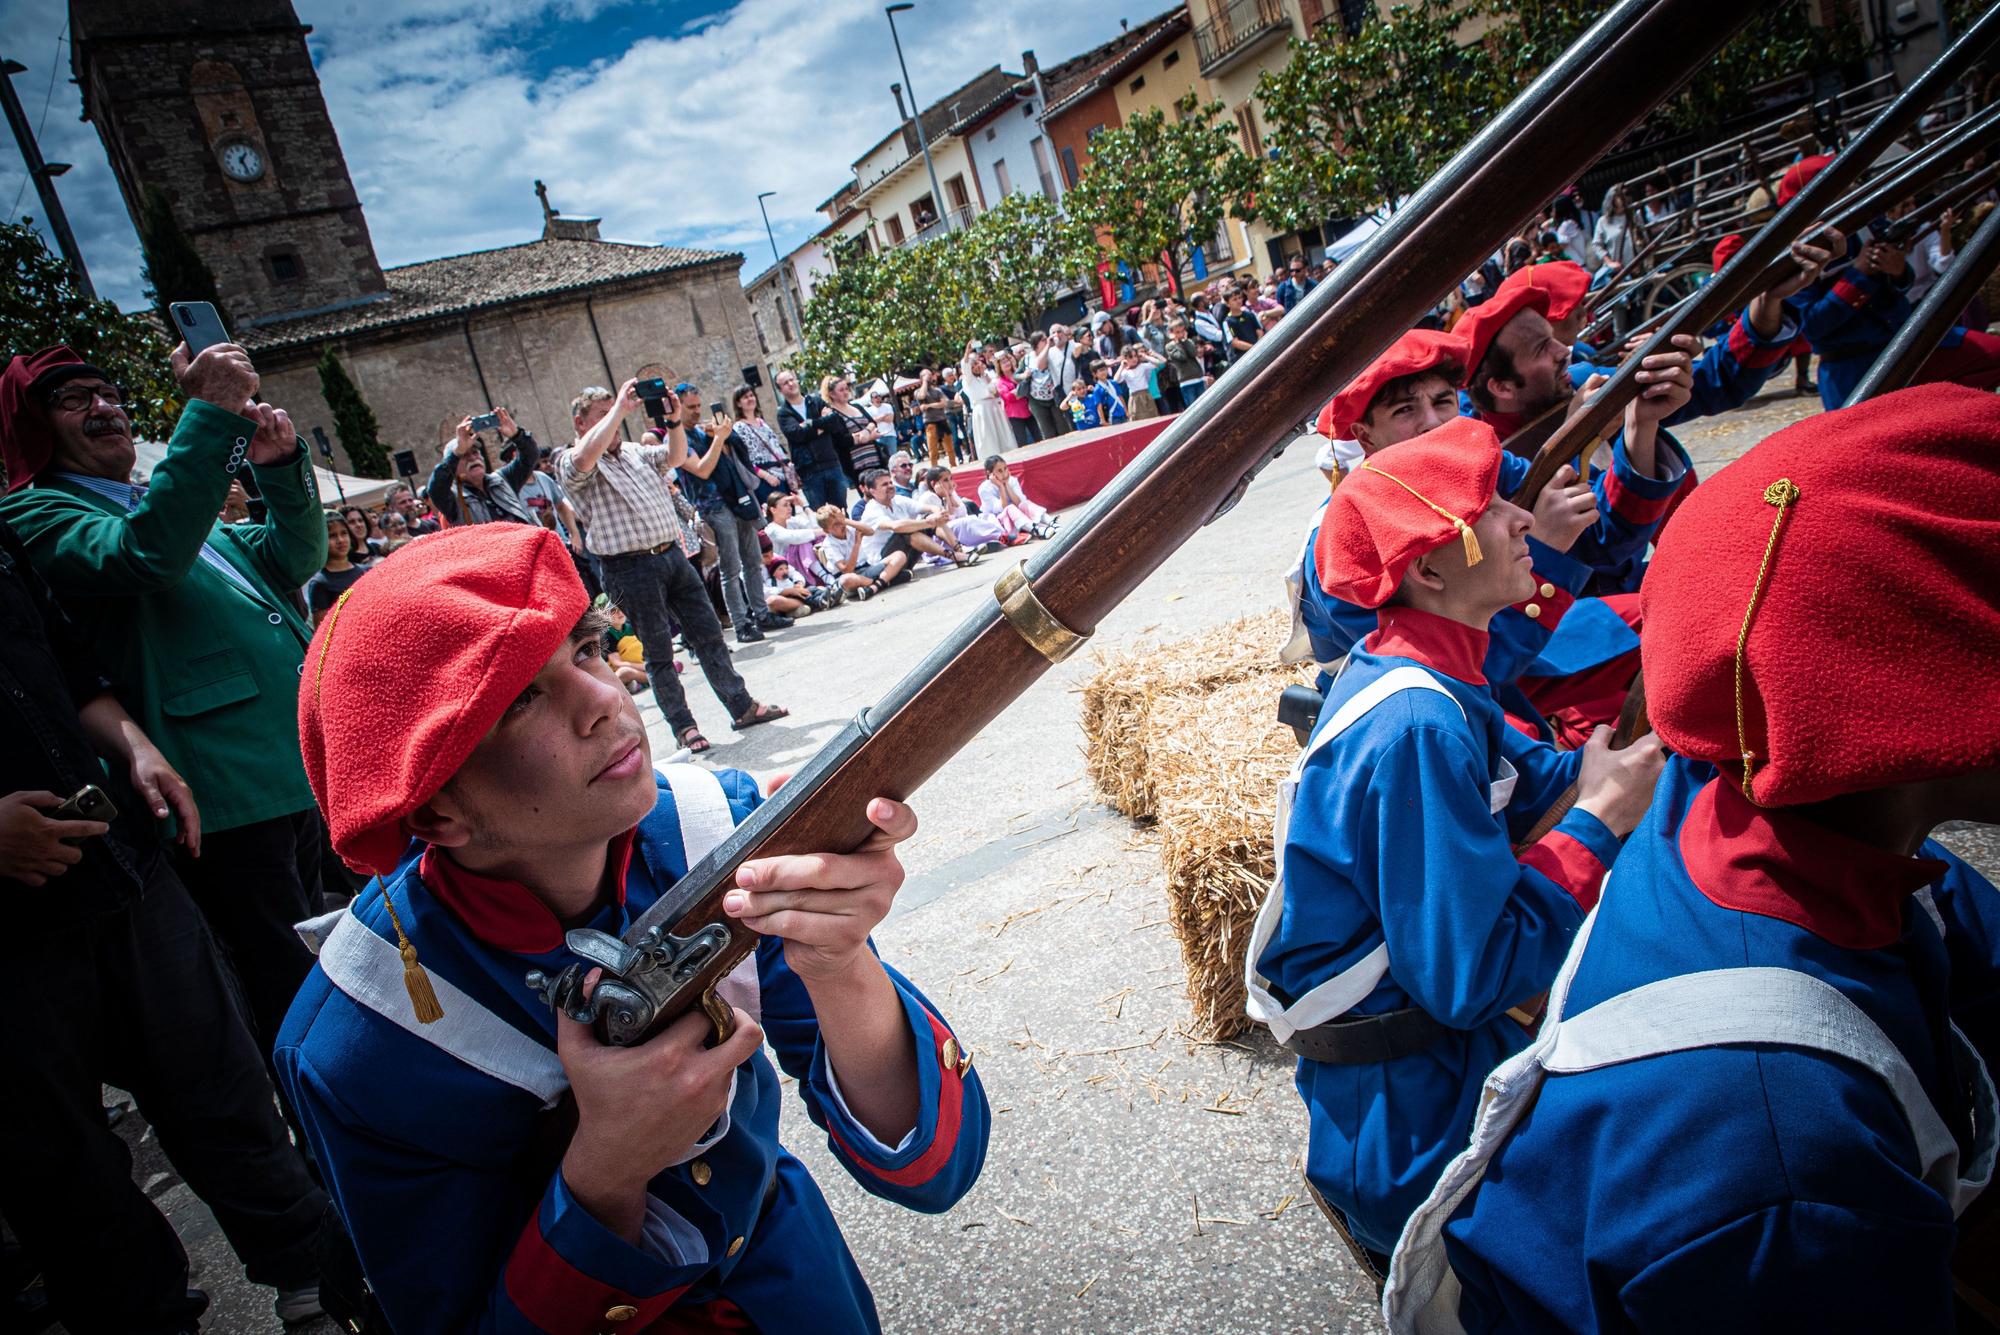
[424,404,542,526]
[0,345,332,1329]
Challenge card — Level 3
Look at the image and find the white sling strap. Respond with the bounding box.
[1278,520,1347,679]
[1545,966,1996,1214]
[315,908,570,1108]
[300,764,756,1110]
[1245,666,1463,1041]
[1384,901,1997,1334]
[659,764,762,1022]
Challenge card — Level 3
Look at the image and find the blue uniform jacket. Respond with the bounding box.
[1259,612,1621,1253]
[1440,754,1999,1332]
[1794,258,1972,410]
[276,769,988,1334]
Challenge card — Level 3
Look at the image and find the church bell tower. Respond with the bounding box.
[69,0,387,324]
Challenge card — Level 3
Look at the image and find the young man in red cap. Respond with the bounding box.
[1284,330,1663,746]
[276,524,987,1333]
[1248,416,1665,1280]
[1386,382,2000,1332]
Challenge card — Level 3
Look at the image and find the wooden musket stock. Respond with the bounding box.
[579,0,1760,1050]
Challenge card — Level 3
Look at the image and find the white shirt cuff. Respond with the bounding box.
[823,1062,918,1155]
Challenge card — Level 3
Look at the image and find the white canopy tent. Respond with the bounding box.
[132,438,404,509]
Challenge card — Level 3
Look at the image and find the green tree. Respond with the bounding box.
[136,186,226,331]
[316,344,390,478]
[958,192,1097,338]
[1253,1,1513,232]
[1065,94,1261,294]
[0,218,182,451]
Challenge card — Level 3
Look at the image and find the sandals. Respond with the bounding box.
[853,582,877,601]
[731,702,790,732]
[951,549,984,568]
[678,725,712,754]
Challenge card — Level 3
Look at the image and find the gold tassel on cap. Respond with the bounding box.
[378,883,444,1024]
[1732,477,1801,806]
[1359,463,1483,567]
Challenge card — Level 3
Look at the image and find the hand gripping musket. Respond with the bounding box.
[529,0,1761,1049]
[1846,193,2000,405]
[1508,5,2000,855]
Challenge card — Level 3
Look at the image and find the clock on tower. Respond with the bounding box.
[70,0,387,323]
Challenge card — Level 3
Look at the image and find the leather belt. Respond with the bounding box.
[605,541,678,558]
[1282,1006,1449,1065]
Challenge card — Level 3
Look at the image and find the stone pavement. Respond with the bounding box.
[79,385,2000,1334]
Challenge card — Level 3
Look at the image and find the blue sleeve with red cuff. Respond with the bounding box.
[1798,268,1909,351]
[756,942,989,1213]
[1585,426,1692,574]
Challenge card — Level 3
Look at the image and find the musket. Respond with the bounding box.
[1509,1,2000,514]
[528,0,1761,1048]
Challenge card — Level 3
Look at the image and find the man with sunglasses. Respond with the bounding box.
[0,342,331,1070]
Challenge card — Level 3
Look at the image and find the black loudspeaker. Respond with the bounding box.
[741,364,763,388]
[392,449,418,478]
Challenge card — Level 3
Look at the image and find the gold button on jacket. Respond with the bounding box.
[605,1303,638,1321]
[690,1160,712,1187]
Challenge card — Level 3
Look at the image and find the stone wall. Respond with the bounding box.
[257,261,774,479]
[74,4,387,324]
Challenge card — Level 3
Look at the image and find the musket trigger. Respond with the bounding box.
[700,986,736,1049]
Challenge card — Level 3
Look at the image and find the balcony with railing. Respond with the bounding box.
[894,205,978,248]
[1194,0,1292,77]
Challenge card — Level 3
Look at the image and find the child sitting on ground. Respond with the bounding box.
[597,601,655,693]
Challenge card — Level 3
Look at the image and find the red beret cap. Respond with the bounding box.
[1454,281,1550,389]
[1315,415,1502,609]
[1644,383,2000,807]
[1317,329,1471,441]
[1503,260,1591,322]
[299,525,590,874]
[1711,232,1746,273]
[1,346,108,493]
[1776,153,1832,207]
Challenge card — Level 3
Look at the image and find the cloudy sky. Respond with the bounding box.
[0,0,1177,311]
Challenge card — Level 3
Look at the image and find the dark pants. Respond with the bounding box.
[600,546,754,734]
[1007,415,1037,448]
[173,807,323,1060]
[799,467,847,512]
[1028,396,1069,440]
[0,870,324,1334]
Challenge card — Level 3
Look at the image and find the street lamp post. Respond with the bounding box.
[755,191,804,351]
[1,56,94,298]
[884,4,953,235]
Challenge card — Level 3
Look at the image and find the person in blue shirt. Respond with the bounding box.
[1386,382,2000,1333]
[278,525,988,1334]
[1250,416,1665,1279]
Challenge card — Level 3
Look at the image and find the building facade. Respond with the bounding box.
[70,0,767,474]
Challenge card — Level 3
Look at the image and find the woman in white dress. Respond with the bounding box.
[959,346,1013,460]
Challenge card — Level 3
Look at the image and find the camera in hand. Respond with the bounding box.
[635,377,669,400]
[469,411,501,433]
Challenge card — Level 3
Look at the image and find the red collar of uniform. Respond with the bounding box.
[418,827,639,954]
[1474,405,1528,439]
[1678,777,1947,950]
[1365,606,1489,685]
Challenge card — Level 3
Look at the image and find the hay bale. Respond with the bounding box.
[1151,668,1313,1040]
[1078,608,1291,821]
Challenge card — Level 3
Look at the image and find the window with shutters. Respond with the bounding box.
[1234,104,1264,158]
[994,159,1013,196]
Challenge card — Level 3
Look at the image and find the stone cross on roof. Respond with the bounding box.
[534,179,601,241]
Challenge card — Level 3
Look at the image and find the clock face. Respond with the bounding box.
[219,141,264,182]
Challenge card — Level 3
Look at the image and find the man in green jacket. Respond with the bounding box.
[0,340,329,1056]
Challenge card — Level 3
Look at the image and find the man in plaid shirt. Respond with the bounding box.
[558,380,786,753]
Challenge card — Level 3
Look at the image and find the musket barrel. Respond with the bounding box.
[604,0,1765,1045]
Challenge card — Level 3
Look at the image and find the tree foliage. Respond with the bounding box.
[316,344,390,478]
[798,194,1094,383]
[137,186,226,331]
[1254,0,1867,229]
[957,192,1097,341]
[1251,1,1513,232]
[0,218,182,449]
[1065,95,1261,289]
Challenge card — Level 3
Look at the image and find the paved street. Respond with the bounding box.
[99,385,2000,1334]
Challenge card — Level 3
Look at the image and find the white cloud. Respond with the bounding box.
[0,0,1174,312]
